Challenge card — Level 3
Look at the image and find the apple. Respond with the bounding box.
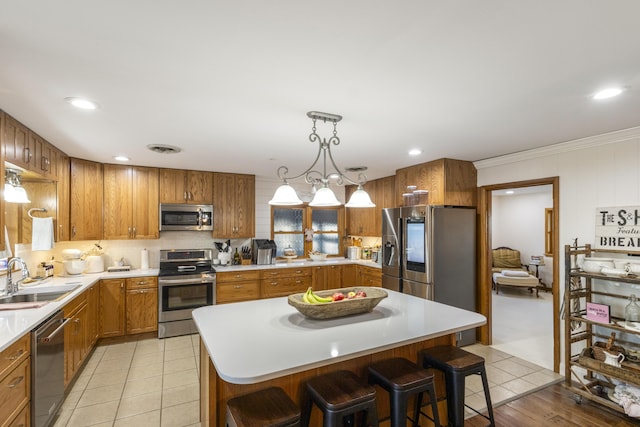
[347,291,356,299]
[355,291,367,298]
[332,292,345,301]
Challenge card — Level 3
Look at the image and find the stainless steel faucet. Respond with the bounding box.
[6,257,29,295]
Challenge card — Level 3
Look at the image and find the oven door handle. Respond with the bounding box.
[159,277,213,285]
[177,265,197,272]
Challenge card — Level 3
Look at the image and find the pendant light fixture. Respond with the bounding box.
[268,111,375,208]
[4,169,31,204]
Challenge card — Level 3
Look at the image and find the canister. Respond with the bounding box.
[347,246,360,260]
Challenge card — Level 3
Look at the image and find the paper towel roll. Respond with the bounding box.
[141,248,149,270]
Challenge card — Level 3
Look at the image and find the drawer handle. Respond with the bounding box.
[7,349,24,360]
[270,282,278,286]
[8,375,24,388]
[235,275,242,279]
[234,285,243,289]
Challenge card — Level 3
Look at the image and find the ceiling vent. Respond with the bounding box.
[344,166,368,172]
[146,144,182,154]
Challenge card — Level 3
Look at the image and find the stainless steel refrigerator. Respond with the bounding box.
[381,205,477,346]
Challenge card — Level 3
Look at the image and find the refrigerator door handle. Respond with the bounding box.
[385,242,395,266]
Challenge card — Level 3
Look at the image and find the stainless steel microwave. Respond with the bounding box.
[159,204,213,231]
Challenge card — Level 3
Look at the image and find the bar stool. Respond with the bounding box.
[368,357,441,427]
[419,346,495,427]
[303,370,379,427]
[226,386,301,427]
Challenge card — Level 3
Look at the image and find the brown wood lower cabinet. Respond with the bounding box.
[0,334,30,427]
[260,267,311,298]
[216,271,260,304]
[357,265,383,287]
[64,290,95,388]
[100,276,158,337]
[125,277,158,334]
[100,278,126,338]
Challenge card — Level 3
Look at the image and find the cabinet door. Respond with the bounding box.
[103,164,133,240]
[233,173,255,237]
[159,168,187,203]
[99,279,126,338]
[311,266,328,291]
[132,167,159,239]
[186,171,213,204]
[126,288,158,334]
[341,264,357,287]
[3,115,30,169]
[0,113,5,250]
[87,284,99,348]
[56,151,70,241]
[70,158,103,240]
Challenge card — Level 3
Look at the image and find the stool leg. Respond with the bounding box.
[446,373,466,427]
[301,397,313,427]
[387,390,407,427]
[426,383,441,427]
[480,370,495,427]
[413,392,423,427]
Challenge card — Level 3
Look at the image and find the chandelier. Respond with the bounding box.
[4,169,30,204]
[268,111,375,208]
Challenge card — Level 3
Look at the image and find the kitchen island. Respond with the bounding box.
[193,289,486,426]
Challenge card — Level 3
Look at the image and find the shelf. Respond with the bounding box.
[569,270,640,285]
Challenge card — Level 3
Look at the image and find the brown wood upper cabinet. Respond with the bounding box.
[213,172,255,238]
[56,152,71,241]
[70,158,103,241]
[394,158,477,207]
[3,112,59,179]
[104,164,159,240]
[159,168,213,204]
[345,175,395,236]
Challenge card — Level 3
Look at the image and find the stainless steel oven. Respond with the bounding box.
[158,249,216,338]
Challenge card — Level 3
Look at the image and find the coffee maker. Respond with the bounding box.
[252,239,277,265]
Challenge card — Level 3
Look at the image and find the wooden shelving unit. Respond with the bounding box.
[564,243,640,415]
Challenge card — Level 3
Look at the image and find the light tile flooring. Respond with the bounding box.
[54,334,201,427]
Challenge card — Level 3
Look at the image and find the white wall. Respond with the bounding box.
[492,190,553,285]
[476,125,640,369]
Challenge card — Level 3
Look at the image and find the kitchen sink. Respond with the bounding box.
[0,284,82,304]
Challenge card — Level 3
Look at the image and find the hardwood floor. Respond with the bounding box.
[466,383,640,426]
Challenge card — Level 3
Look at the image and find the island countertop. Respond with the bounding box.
[193,289,486,385]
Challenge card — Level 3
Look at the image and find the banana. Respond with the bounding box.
[302,288,314,304]
[310,290,332,303]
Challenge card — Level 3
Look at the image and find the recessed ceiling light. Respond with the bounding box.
[593,87,624,100]
[65,97,99,110]
[408,149,422,156]
[113,156,130,162]
[505,190,514,195]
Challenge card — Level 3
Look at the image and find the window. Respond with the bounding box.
[272,205,344,257]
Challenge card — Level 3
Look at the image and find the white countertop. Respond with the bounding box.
[193,289,486,385]
[214,257,381,272]
[0,269,158,352]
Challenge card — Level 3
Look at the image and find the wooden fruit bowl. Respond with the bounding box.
[288,287,388,320]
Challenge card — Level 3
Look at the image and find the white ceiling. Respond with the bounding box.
[2,1,640,181]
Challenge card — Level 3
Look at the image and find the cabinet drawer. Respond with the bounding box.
[261,267,311,280]
[126,276,158,290]
[261,276,311,298]
[63,291,87,316]
[0,358,29,425]
[217,270,260,283]
[5,402,29,427]
[217,282,260,304]
[0,335,29,381]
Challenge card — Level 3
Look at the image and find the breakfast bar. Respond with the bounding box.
[193,289,486,426]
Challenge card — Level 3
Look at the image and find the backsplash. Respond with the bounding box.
[13,232,252,277]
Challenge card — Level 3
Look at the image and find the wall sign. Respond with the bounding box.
[596,206,640,251]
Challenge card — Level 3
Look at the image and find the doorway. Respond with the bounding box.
[477,177,560,372]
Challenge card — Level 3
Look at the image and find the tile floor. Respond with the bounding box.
[463,343,563,418]
[54,334,201,427]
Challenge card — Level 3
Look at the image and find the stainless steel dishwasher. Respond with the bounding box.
[32,310,70,427]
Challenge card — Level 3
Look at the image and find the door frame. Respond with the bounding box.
[477,176,560,372]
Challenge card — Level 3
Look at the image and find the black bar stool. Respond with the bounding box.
[419,345,495,427]
[368,357,441,427]
[303,370,379,427]
[226,386,301,427]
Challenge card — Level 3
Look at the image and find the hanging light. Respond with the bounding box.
[268,111,375,208]
[4,169,30,203]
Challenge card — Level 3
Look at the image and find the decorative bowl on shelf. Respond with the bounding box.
[308,252,328,262]
[288,287,388,320]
